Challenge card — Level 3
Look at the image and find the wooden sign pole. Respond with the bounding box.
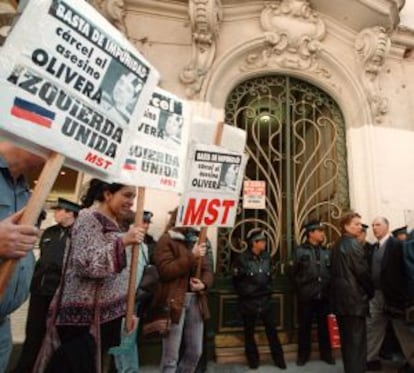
[195,121,224,275]
[125,186,145,332]
[0,152,65,297]
[194,121,224,320]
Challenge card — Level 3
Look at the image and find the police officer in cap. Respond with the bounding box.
[293,220,335,366]
[12,198,81,373]
[142,210,157,259]
[233,228,286,370]
[391,225,408,242]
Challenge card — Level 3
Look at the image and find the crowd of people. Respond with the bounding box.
[292,212,414,373]
[0,141,414,373]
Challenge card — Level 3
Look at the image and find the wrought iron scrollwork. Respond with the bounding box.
[218,75,349,275]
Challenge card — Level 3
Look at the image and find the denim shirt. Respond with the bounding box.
[0,155,34,320]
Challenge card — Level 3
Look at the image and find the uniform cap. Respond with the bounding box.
[303,220,325,233]
[247,228,266,242]
[143,210,153,223]
[51,198,81,213]
[391,225,408,237]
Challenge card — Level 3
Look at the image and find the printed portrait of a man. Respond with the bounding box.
[101,60,143,126]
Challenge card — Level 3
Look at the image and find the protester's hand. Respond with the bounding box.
[192,243,206,258]
[122,226,145,246]
[0,210,39,259]
[190,277,206,292]
[125,315,139,335]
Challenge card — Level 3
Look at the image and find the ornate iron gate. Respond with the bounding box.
[208,75,350,361]
[217,75,350,274]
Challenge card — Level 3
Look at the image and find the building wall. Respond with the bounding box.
[124,0,414,236]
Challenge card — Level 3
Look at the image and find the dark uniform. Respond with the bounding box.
[232,229,285,370]
[293,241,333,365]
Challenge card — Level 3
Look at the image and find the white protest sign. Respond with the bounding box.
[176,142,247,227]
[190,116,246,152]
[114,87,190,191]
[243,180,266,209]
[0,0,159,177]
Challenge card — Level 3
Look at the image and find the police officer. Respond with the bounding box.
[142,210,157,258]
[12,198,80,373]
[293,220,335,366]
[233,228,286,370]
[392,225,408,242]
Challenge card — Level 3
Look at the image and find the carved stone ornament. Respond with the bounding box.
[89,0,126,34]
[355,26,391,123]
[242,0,326,72]
[180,0,222,98]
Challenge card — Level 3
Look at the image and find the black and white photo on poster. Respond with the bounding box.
[115,88,190,192]
[219,163,240,192]
[136,89,185,143]
[100,59,144,126]
[157,110,183,146]
[188,145,244,195]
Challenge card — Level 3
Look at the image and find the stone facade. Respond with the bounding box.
[115,0,414,234]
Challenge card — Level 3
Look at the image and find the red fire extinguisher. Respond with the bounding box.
[327,313,341,349]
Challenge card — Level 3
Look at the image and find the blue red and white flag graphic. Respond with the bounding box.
[10,97,56,128]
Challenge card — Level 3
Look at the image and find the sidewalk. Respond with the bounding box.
[139,359,401,372]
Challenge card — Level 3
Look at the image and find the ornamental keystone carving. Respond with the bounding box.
[355,26,391,123]
[180,0,222,98]
[242,0,326,72]
[89,0,126,34]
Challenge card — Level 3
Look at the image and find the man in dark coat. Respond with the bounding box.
[12,198,80,373]
[293,220,334,366]
[233,228,286,370]
[331,211,373,373]
[366,217,414,373]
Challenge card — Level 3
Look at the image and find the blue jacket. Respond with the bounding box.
[0,156,34,320]
[293,241,332,302]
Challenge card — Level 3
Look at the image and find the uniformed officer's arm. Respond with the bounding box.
[292,248,317,285]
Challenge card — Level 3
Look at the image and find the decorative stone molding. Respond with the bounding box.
[179,0,222,98]
[355,26,391,123]
[241,0,326,72]
[89,0,126,34]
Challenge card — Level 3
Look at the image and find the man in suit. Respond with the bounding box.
[366,217,414,372]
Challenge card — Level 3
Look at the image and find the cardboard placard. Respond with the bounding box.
[177,142,247,227]
[0,0,159,177]
[115,88,190,192]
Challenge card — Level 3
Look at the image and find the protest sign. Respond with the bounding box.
[0,0,159,177]
[0,0,159,296]
[115,88,190,192]
[190,116,246,153]
[243,180,266,209]
[176,142,247,227]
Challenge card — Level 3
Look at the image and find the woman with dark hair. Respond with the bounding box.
[330,211,374,373]
[49,179,145,371]
[152,208,213,373]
